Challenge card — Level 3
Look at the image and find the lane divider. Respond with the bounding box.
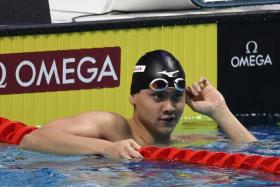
[0,117,37,145]
[1,116,280,175]
[139,146,280,175]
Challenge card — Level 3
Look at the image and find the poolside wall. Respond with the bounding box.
[1,9,280,127]
[0,24,217,126]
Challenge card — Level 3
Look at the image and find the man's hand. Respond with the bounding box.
[185,77,227,117]
[185,77,257,142]
[106,139,143,159]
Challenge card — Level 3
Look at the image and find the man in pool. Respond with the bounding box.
[18,50,257,159]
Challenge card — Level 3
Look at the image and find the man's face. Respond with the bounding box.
[131,88,185,138]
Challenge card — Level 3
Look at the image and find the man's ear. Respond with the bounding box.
[129,95,135,105]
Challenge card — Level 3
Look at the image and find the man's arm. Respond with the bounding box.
[210,105,257,142]
[19,112,143,159]
[185,77,257,142]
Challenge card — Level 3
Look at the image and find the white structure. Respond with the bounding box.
[48,0,197,23]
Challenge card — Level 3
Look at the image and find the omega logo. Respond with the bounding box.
[0,56,117,88]
[230,40,272,68]
[0,47,121,95]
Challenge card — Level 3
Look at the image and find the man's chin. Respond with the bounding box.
[156,127,173,137]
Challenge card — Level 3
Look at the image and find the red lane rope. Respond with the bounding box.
[0,117,37,145]
[1,116,280,175]
[139,146,280,175]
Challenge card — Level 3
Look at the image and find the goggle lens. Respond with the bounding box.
[149,78,185,92]
[174,78,185,91]
[149,78,168,91]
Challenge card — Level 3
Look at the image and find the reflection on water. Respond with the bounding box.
[0,124,280,186]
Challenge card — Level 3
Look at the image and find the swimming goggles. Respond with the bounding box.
[149,78,185,92]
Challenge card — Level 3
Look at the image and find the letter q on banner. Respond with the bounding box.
[0,62,7,88]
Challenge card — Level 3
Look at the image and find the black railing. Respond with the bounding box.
[193,0,280,7]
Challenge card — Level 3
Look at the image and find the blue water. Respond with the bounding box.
[1,122,280,187]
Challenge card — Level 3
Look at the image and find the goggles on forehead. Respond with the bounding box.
[149,78,185,92]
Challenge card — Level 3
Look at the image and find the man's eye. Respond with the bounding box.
[154,93,164,100]
[172,93,183,101]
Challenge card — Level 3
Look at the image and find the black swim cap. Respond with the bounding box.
[130,50,185,95]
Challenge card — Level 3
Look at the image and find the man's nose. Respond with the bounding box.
[162,99,176,113]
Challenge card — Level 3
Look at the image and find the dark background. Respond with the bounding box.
[0,0,50,25]
[218,21,280,122]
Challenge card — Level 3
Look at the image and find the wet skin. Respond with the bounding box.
[130,88,185,141]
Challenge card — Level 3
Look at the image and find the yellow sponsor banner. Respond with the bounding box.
[0,24,217,126]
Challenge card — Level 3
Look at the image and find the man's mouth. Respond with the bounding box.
[159,116,176,122]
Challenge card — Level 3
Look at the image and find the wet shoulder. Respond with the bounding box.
[77,111,127,125]
[85,111,132,141]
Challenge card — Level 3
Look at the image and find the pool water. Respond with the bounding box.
[1,122,280,187]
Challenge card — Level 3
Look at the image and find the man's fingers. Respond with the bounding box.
[199,77,211,88]
[188,85,199,96]
[125,145,143,159]
[185,90,196,109]
[192,83,202,93]
[129,140,143,159]
[187,78,208,97]
[122,154,132,159]
[130,140,141,150]
[130,149,143,159]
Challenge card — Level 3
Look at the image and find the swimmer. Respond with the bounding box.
[18,50,257,159]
